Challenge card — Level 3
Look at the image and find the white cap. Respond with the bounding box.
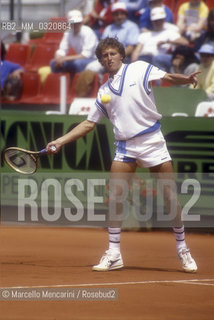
[67,10,83,23]
[150,7,166,21]
[111,2,128,13]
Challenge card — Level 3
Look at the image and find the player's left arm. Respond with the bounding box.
[163,71,201,88]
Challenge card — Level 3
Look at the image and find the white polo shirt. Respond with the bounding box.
[56,25,98,59]
[87,61,166,140]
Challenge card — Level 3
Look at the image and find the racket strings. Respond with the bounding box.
[5,149,37,174]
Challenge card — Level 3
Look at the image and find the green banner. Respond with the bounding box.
[1,111,114,173]
[1,110,214,227]
[1,110,214,174]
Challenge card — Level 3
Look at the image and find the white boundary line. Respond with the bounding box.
[179,281,214,286]
[1,279,214,289]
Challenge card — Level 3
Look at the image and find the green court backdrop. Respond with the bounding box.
[1,108,214,228]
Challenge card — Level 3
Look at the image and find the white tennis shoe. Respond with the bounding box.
[92,250,124,271]
[177,247,197,273]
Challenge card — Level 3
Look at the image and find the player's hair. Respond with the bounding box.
[95,37,126,63]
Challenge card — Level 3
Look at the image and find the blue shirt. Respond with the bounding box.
[120,0,148,23]
[121,0,148,11]
[102,19,140,46]
[1,60,22,89]
[139,5,174,30]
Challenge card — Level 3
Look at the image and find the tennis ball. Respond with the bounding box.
[101,94,111,104]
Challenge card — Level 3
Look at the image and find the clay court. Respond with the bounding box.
[0,226,214,320]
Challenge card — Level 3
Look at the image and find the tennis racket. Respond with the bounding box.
[3,146,56,174]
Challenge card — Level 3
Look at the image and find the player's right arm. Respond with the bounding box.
[46,120,96,154]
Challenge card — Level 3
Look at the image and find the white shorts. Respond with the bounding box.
[113,129,171,168]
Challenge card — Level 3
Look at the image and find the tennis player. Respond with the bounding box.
[47,37,199,273]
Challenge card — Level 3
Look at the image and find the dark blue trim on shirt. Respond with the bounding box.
[108,64,129,96]
[143,64,153,95]
[133,121,161,138]
[95,99,109,118]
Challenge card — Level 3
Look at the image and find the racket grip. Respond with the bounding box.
[40,148,48,155]
[40,145,56,155]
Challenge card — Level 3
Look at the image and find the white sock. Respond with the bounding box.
[108,227,121,253]
[173,226,187,250]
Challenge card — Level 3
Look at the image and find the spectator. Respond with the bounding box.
[83,0,116,38]
[67,0,94,17]
[131,7,188,71]
[194,8,214,52]
[192,43,214,100]
[139,0,174,32]
[176,0,209,42]
[170,45,199,80]
[1,41,24,100]
[120,0,149,23]
[102,3,140,58]
[86,2,140,74]
[50,10,98,76]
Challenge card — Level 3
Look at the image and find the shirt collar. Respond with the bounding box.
[109,63,125,82]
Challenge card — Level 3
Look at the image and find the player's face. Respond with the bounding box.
[100,47,123,76]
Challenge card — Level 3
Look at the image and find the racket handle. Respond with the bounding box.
[40,148,48,155]
[40,145,56,155]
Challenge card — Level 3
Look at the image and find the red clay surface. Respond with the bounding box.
[0,227,214,319]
